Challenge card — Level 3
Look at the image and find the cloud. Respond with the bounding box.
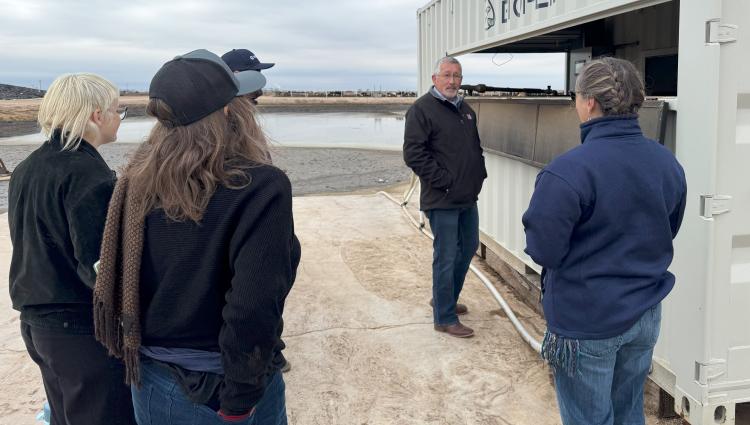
[0,0,563,91]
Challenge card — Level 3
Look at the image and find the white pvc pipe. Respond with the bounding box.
[378,180,542,354]
[468,263,542,353]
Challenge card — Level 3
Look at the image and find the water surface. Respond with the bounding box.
[0,111,406,151]
[0,111,410,211]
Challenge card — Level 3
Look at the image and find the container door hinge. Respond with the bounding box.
[695,359,726,385]
[700,194,732,220]
[706,19,738,44]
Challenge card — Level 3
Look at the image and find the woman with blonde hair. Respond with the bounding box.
[523,57,687,425]
[94,50,300,425]
[8,73,135,425]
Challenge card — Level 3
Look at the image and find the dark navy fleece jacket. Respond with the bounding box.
[522,115,687,340]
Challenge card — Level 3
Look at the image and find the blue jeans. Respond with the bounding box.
[426,204,480,326]
[551,303,662,425]
[132,359,287,425]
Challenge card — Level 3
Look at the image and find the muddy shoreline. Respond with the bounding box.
[0,121,39,138]
[0,145,412,213]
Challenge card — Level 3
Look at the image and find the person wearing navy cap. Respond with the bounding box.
[222,49,275,72]
[222,49,274,105]
[222,47,292,377]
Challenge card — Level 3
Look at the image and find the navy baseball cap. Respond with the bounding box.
[221,49,275,72]
[149,49,266,126]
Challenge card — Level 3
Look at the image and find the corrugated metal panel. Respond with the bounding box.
[417,0,670,94]
[478,153,540,273]
[469,96,670,167]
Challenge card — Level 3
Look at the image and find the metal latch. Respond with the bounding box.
[706,19,738,44]
[695,359,726,385]
[700,194,732,220]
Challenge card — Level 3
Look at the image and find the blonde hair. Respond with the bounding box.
[575,57,645,116]
[38,73,119,150]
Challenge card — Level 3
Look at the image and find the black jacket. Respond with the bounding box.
[403,91,487,211]
[8,133,115,321]
[137,164,301,415]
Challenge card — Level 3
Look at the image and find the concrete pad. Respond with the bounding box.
[282,193,685,425]
[0,213,46,425]
[283,194,560,424]
[0,195,686,424]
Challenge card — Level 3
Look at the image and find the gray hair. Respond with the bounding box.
[575,57,645,116]
[433,56,461,76]
[38,73,119,150]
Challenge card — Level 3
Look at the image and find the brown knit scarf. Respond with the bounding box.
[93,176,145,386]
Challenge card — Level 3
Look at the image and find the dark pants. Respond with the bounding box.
[426,204,480,326]
[20,321,136,425]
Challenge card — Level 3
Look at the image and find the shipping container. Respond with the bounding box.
[416,0,750,423]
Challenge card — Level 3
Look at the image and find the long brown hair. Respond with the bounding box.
[124,95,271,222]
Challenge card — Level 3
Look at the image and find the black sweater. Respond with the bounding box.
[137,164,301,414]
[403,92,487,211]
[8,134,115,320]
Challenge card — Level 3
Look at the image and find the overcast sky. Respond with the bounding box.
[0,0,565,92]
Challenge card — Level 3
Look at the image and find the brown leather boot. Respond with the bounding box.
[429,299,468,315]
[434,321,475,338]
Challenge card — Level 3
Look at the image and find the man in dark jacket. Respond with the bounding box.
[403,56,487,338]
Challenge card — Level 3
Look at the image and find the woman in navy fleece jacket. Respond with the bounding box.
[522,57,686,425]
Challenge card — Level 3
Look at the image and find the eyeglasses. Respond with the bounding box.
[570,91,576,102]
[438,73,463,81]
[118,106,128,120]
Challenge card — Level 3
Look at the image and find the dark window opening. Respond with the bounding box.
[644,54,678,96]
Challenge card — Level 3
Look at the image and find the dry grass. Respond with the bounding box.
[0,98,40,121]
[0,95,414,122]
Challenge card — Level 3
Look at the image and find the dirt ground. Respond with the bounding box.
[0,184,697,424]
[0,145,413,212]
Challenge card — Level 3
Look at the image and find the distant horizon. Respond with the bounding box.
[1,81,569,95]
[1,52,567,94]
[0,83,420,94]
